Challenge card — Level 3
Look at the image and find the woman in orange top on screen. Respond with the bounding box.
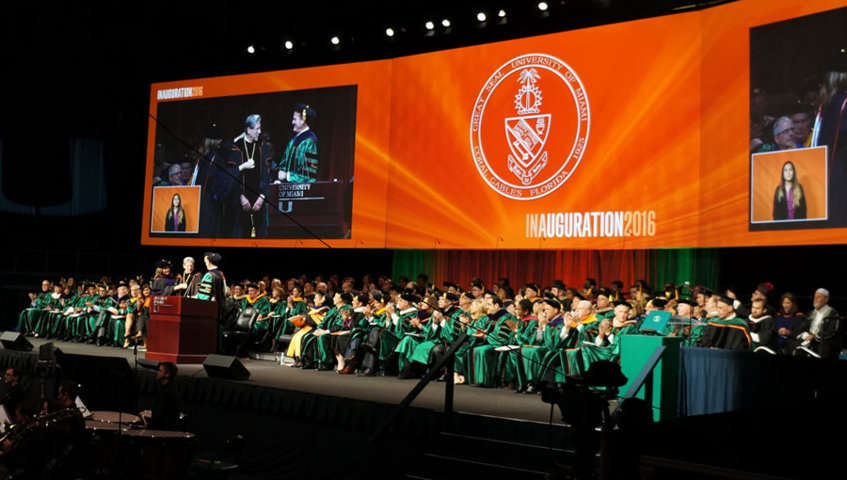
[772,160,806,220]
[164,193,186,231]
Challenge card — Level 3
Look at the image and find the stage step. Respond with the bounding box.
[405,429,575,479]
[448,410,573,447]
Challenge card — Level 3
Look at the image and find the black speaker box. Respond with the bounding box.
[0,331,33,351]
[203,354,250,380]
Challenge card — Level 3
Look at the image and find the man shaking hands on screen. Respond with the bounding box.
[279,103,319,184]
[229,114,271,237]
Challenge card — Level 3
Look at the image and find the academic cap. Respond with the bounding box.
[717,295,735,306]
[650,298,668,309]
[441,292,459,302]
[400,293,420,304]
[543,298,562,311]
[295,103,317,122]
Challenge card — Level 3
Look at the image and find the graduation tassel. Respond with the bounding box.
[250,214,256,238]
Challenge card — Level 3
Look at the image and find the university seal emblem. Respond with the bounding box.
[470,54,590,200]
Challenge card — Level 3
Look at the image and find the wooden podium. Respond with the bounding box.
[146,296,218,364]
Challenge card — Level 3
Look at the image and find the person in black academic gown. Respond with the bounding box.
[698,295,752,351]
[223,114,272,238]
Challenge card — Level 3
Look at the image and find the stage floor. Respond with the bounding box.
[28,338,557,423]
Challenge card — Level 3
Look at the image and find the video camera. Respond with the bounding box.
[540,360,627,428]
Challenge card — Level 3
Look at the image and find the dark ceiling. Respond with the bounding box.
[0,1,732,136]
[0,0,732,257]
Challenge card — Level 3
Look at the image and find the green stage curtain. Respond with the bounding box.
[651,248,720,291]
[392,250,435,283]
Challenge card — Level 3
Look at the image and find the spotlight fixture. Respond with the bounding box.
[385,27,395,37]
[284,40,293,50]
[425,20,435,30]
[330,36,340,45]
[477,12,487,22]
[538,2,549,11]
[441,19,451,28]
[498,9,506,18]
[246,45,256,54]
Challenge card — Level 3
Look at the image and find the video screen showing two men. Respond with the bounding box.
[150,85,357,239]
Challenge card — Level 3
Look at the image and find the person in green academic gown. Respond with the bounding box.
[378,292,419,376]
[311,293,354,370]
[287,294,327,364]
[559,297,607,379]
[87,284,117,344]
[300,292,340,369]
[403,292,462,379]
[580,300,640,371]
[686,294,718,346]
[593,288,616,322]
[519,299,565,393]
[395,294,438,378]
[50,283,78,339]
[274,285,309,352]
[267,285,287,342]
[468,295,518,387]
[18,280,52,336]
[501,299,538,391]
[524,299,591,391]
[38,283,66,338]
[63,283,96,341]
[538,299,592,386]
[243,283,272,347]
[107,283,131,346]
[123,284,147,348]
[356,292,390,376]
[453,297,491,385]
[334,292,372,374]
[277,103,319,184]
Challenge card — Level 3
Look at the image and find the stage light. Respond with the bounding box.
[538,2,549,11]
[842,48,846,53]
[330,36,340,45]
[498,9,506,18]
[385,27,395,37]
[425,20,435,30]
[284,40,293,50]
[442,19,451,28]
[477,12,487,22]
[246,45,255,54]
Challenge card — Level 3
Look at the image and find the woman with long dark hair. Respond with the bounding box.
[164,193,186,231]
[772,161,807,220]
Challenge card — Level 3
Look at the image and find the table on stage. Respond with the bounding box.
[146,296,218,364]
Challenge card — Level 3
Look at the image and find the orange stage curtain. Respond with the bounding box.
[394,250,651,291]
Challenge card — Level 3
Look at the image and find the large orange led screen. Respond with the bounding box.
[141,0,847,249]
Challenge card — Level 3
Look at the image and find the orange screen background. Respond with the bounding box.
[141,0,847,249]
[151,186,201,232]
[751,148,827,222]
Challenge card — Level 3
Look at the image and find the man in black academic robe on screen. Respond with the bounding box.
[223,114,271,238]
